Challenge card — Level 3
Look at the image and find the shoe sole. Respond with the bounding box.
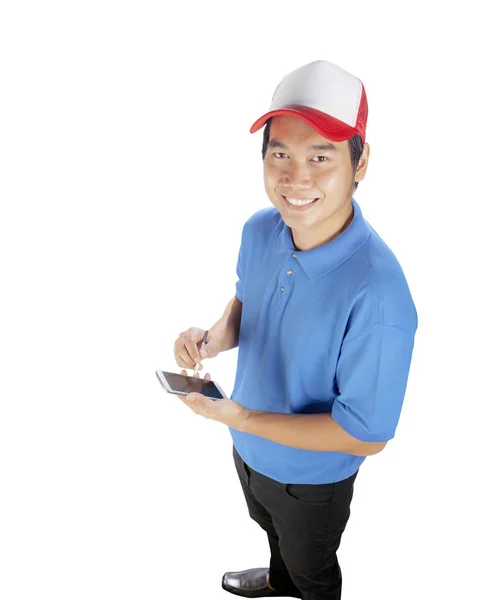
[221,576,299,598]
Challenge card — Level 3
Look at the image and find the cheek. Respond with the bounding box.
[315,166,347,192]
[263,163,278,190]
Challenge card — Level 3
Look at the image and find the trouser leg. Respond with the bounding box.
[274,473,357,600]
[233,445,301,597]
[241,449,358,600]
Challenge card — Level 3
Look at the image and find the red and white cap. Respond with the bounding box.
[250,60,368,143]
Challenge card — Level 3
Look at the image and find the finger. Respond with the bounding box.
[182,368,199,379]
[176,349,195,369]
[177,393,198,409]
[184,332,203,365]
[177,333,200,369]
[181,344,202,370]
[177,392,191,405]
[174,338,193,368]
[204,372,211,381]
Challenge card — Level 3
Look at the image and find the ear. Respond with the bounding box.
[354,142,370,184]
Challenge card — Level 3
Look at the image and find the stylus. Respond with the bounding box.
[193,329,209,377]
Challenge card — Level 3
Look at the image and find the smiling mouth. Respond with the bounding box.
[281,195,320,208]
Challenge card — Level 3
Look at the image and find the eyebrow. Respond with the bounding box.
[267,139,339,152]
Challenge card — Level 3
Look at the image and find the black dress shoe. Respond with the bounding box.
[221,567,301,598]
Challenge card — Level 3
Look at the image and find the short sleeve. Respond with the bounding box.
[235,245,244,302]
[234,222,248,302]
[331,324,416,443]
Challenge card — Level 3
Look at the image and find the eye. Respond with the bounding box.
[312,156,327,162]
[273,152,288,158]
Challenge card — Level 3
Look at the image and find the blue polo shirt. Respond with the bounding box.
[229,198,418,484]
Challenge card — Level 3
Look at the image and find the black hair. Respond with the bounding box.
[261,117,364,192]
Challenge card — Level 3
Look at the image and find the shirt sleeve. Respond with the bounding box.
[234,222,248,302]
[331,323,416,443]
[235,246,244,302]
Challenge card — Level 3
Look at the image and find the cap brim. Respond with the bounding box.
[249,105,358,142]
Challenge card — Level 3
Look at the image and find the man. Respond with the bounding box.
[173,60,418,600]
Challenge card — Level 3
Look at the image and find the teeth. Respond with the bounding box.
[285,196,317,206]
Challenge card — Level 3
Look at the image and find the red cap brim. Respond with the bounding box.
[249,105,360,142]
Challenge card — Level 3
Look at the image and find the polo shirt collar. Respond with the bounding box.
[275,198,371,280]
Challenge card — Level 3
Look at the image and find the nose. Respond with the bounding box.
[281,160,314,189]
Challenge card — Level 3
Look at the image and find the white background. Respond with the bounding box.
[1,1,480,599]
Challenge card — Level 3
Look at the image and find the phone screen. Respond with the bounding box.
[161,371,224,399]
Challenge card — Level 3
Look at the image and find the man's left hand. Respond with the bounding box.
[176,369,249,430]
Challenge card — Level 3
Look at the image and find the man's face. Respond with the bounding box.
[263,115,368,250]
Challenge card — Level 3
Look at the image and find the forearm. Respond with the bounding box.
[209,296,242,352]
[239,410,379,456]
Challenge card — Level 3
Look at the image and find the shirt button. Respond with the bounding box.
[281,286,285,292]
[292,252,297,258]
[286,269,293,275]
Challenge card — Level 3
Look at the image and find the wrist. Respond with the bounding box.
[209,318,237,353]
[237,407,251,432]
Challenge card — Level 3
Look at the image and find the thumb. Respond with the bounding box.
[200,340,218,358]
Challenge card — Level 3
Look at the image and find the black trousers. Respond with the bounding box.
[233,445,358,600]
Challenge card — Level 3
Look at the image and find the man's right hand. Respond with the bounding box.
[174,327,223,371]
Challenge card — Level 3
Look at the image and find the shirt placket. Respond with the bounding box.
[276,251,298,308]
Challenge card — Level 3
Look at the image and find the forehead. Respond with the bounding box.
[269,115,347,152]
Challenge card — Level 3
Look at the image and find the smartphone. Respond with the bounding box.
[155,370,228,400]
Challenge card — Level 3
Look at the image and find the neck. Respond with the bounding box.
[292,199,354,252]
